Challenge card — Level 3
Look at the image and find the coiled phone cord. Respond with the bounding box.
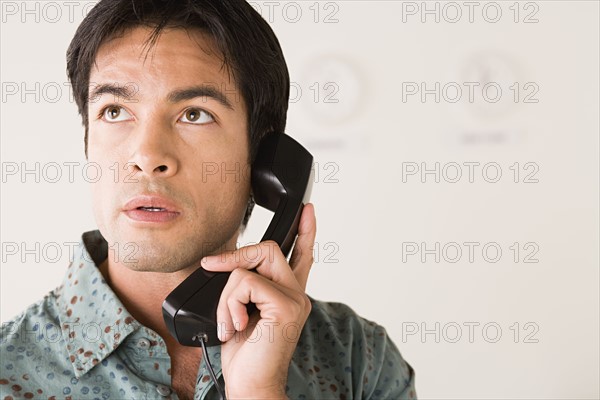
[193,333,227,400]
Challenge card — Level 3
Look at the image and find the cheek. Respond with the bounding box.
[192,164,250,202]
[90,171,112,208]
[87,143,123,234]
[89,181,110,238]
[188,156,251,215]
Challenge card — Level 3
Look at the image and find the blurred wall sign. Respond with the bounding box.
[446,50,530,147]
[459,50,523,120]
[299,55,364,125]
[297,55,366,152]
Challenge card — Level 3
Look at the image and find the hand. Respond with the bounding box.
[200,203,317,399]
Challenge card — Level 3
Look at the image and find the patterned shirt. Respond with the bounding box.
[1,230,417,399]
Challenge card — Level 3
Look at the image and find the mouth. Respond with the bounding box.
[123,195,181,223]
[135,207,168,212]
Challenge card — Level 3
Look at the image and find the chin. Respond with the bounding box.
[99,209,242,272]
[111,236,203,273]
[114,224,237,273]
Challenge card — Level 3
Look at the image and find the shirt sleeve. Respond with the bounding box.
[360,321,417,400]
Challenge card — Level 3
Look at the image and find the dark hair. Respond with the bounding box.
[66,0,290,228]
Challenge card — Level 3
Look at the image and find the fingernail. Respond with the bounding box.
[217,323,222,341]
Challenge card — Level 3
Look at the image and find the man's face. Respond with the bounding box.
[87,26,250,272]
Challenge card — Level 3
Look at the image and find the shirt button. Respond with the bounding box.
[156,384,172,397]
[137,338,151,349]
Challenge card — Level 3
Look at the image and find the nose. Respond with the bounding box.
[128,121,178,178]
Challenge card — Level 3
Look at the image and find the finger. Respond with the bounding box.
[202,241,297,288]
[216,268,300,341]
[215,268,251,343]
[215,298,235,343]
[201,241,279,271]
[288,203,317,289]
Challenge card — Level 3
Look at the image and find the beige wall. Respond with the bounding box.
[1,1,598,398]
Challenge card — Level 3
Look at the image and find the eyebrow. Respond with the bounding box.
[88,84,234,110]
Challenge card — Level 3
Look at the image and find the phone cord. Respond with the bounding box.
[193,333,227,400]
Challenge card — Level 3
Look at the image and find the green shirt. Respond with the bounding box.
[1,231,417,399]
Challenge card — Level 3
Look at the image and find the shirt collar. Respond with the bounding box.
[56,230,142,378]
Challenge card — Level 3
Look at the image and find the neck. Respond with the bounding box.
[98,238,238,350]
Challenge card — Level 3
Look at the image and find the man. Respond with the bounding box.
[0,1,416,399]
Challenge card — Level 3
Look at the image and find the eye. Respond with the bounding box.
[100,105,133,122]
[179,108,214,125]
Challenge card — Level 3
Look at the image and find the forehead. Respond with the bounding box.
[90,26,237,99]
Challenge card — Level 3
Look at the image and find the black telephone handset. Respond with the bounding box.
[162,132,314,347]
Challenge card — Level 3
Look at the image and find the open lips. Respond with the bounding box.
[123,195,181,223]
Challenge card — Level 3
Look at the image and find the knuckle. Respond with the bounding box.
[230,267,246,280]
[260,240,282,260]
[261,240,278,248]
[238,270,256,287]
[226,296,238,310]
[283,302,302,318]
[301,294,312,316]
[288,292,311,316]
